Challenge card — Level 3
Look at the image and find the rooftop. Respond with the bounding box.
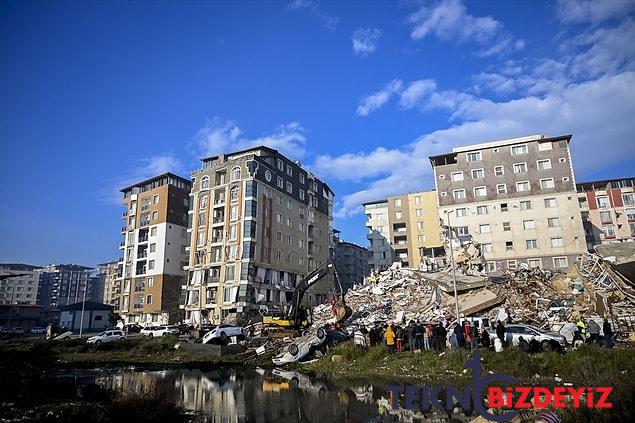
[119,172,191,193]
[59,301,114,312]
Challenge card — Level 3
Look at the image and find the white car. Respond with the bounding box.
[272,327,327,366]
[201,324,245,344]
[140,325,179,338]
[87,330,125,345]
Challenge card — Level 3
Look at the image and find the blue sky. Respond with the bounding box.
[1,0,634,266]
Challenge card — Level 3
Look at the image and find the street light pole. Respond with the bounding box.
[78,278,88,338]
[445,210,461,324]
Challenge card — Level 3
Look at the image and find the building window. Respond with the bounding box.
[418,235,426,243]
[149,243,156,253]
[548,217,560,227]
[150,227,157,236]
[623,193,635,206]
[520,200,532,211]
[230,205,239,221]
[603,225,616,238]
[471,168,485,179]
[230,166,241,182]
[146,295,152,305]
[503,222,511,231]
[299,189,305,200]
[501,203,509,212]
[230,186,239,202]
[414,196,421,204]
[540,178,555,189]
[523,220,535,229]
[596,196,610,208]
[511,144,528,155]
[487,262,497,272]
[466,151,482,162]
[417,221,424,230]
[513,163,527,173]
[276,250,281,260]
[630,222,635,234]
[199,195,208,209]
[544,198,557,208]
[197,229,205,245]
[312,197,318,207]
[600,210,612,223]
[286,217,292,227]
[152,211,158,220]
[537,159,552,170]
[153,195,160,204]
[474,186,487,197]
[286,181,293,193]
[453,189,466,200]
[526,239,538,249]
[477,205,488,215]
[395,211,402,220]
[277,176,284,189]
[276,213,282,224]
[416,208,423,217]
[201,176,210,190]
[494,166,504,176]
[553,257,568,268]
[505,241,514,251]
[286,164,293,176]
[148,260,155,270]
[229,225,238,240]
[479,224,491,234]
[507,260,518,269]
[497,184,507,194]
[528,259,542,268]
[538,141,553,151]
[299,173,305,184]
[551,237,564,247]
[455,208,467,217]
[451,172,464,182]
[626,208,635,221]
[277,159,284,171]
[394,198,402,206]
[516,181,530,192]
[482,243,493,253]
[456,226,469,236]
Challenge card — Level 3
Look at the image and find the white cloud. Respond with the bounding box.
[329,71,635,217]
[311,148,410,182]
[352,28,382,56]
[194,118,307,160]
[407,0,523,57]
[556,0,635,25]
[399,79,437,108]
[356,79,403,116]
[286,0,339,31]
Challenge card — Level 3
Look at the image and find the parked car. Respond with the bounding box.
[485,324,567,350]
[0,327,25,336]
[272,327,327,365]
[121,323,142,334]
[201,324,245,344]
[140,325,179,338]
[86,330,125,345]
[29,327,47,335]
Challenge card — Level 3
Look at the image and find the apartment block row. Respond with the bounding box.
[365,134,633,274]
[113,146,335,326]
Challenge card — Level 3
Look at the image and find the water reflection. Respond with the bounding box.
[51,367,475,422]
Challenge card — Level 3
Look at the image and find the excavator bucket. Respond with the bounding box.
[335,304,353,323]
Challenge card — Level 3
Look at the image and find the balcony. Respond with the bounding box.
[118,257,124,263]
[138,235,148,243]
[139,220,150,227]
[119,241,125,248]
[121,226,127,233]
[122,211,128,218]
[213,215,225,224]
[135,268,146,276]
[211,237,223,243]
[141,204,150,211]
[137,251,147,259]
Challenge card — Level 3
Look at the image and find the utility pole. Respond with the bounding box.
[445,210,461,324]
[78,278,88,338]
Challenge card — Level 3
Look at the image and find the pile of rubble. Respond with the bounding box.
[310,243,635,341]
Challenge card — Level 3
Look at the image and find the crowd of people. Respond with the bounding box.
[355,315,615,353]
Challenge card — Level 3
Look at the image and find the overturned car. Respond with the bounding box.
[272,327,327,366]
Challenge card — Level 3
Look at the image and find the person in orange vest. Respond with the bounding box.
[384,323,396,354]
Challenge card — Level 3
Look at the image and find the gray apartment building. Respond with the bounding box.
[0,263,41,305]
[182,146,335,325]
[37,264,94,309]
[363,200,392,271]
[430,134,586,272]
[334,237,370,292]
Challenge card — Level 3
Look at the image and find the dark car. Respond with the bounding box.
[122,323,142,334]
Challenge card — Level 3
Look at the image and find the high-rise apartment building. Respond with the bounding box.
[333,240,370,292]
[429,134,586,272]
[116,173,191,325]
[97,261,120,307]
[576,177,635,249]
[364,191,444,270]
[364,200,392,271]
[182,146,334,325]
[37,264,93,309]
[0,263,41,305]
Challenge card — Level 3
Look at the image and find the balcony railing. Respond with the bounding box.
[139,220,150,227]
[135,268,146,275]
[137,252,147,259]
[122,211,128,218]
[117,257,124,263]
[213,216,224,223]
[138,235,148,242]
[121,226,127,233]
[119,241,125,247]
[141,204,150,211]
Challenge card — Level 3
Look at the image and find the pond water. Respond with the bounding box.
[47,367,474,422]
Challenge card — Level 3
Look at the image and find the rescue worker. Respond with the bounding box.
[384,323,396,353]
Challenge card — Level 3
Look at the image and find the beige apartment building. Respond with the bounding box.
[430,134,586,272]
[365,191,444,270]
[97,261,120,308]
[577,177,635,249]
[116,173,191,324]
[0,263,41,305]
[182,146,334,325]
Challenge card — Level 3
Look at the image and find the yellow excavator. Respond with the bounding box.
[261,259,352,330]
